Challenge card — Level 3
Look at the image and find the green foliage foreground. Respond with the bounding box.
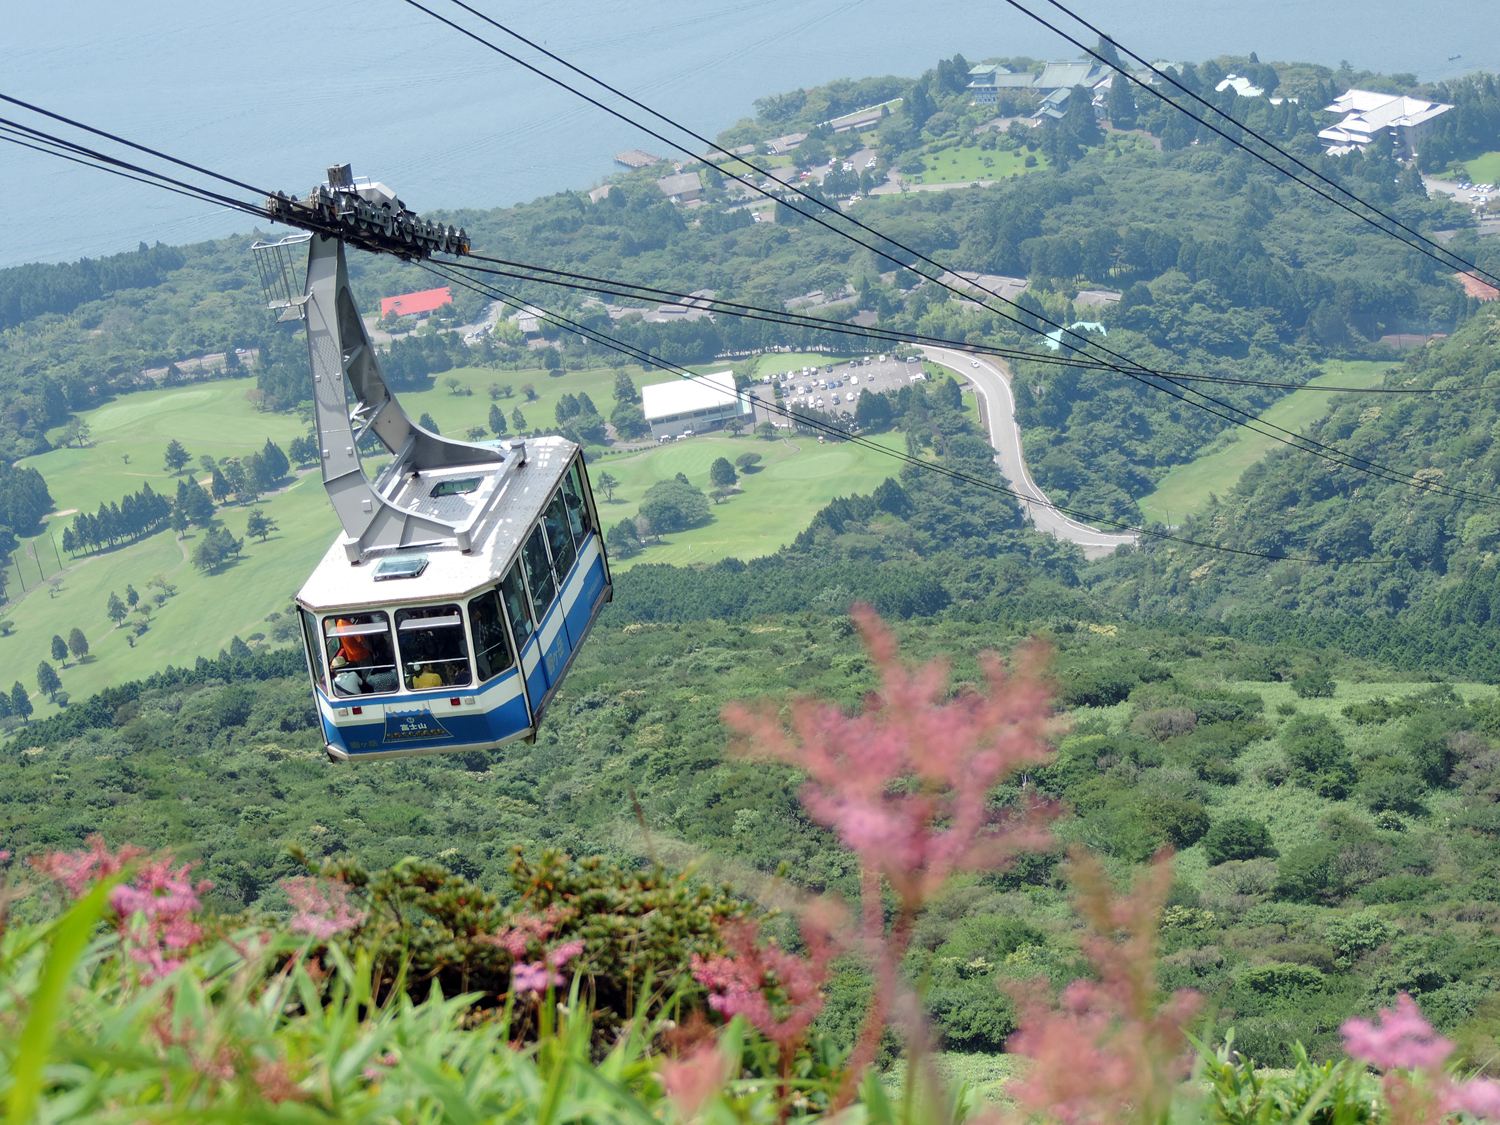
[6,616,1500,1121]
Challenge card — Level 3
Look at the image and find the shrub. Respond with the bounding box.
[1131,707,1198,741]
[1291,667,1336,698]
[1202,817,1276,865]
[1282,714,1356,799]
[1324,910,1394,970]
[308,847,746,1029]
[1233,961,1328,1002]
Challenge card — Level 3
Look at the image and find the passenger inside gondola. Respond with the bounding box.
[324,613,399,696]
[397,605,473,689]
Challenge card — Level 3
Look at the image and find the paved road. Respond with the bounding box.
[921,346,1138,559]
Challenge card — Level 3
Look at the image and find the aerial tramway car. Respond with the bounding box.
[254,165,611,761]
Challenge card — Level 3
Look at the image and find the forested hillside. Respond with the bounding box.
[1092,305,1500,662]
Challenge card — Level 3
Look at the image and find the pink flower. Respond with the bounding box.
[722,606,1058,912]
[1445,1077,1500,1119]
[691,912,840,1051]
[508,938,585,994]
[281,876,366,940]
[1341,993,1454,1073]
[112,858,211,983]
[481,907,568,958]
[36,842,210,985]
[1007,851,1201,1125]
[660,1042,728,1121]
[32,835,144,898]
[547,939,584,969]
[512,960,562,995]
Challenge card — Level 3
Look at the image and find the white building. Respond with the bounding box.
[1318,89,1452,156]
[641,370,754,439]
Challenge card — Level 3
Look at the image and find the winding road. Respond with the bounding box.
[920,346,1138,560]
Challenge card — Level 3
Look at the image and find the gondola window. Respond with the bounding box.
[395,606,473,689]
[522,525,557,611]
[468,590,515,681]
[544,492,578,577]
[561,464,593,540]
[500,564,535,647]
[323,613,399,697]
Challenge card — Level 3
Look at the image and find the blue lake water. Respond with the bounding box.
[5,0,1498,267]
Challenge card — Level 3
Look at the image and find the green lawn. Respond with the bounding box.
[30,378,309,518]
[910,145,1040,184]
[1136,360,1394,525]
[393,361,675,445]
[591,431,905,569]
[1463,151,1500,184]
[1,475,333,718]
[749,353,854,378]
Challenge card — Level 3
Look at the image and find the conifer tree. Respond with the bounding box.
[10,681,31,721]
[50,634,68,663]
[259,438,290,482]
[36,661,61,698]
[163,439,191,474]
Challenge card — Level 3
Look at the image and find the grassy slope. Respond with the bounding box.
[1136,360,1394,525]
[595,431,905,569]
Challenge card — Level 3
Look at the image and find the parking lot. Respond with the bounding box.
[749,354,928,428]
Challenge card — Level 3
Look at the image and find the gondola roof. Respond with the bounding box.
[296,435,578,612]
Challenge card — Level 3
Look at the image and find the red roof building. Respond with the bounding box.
[1455,272,1500,302]
[380,286,454,318]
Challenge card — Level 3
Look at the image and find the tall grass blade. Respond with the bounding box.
[7,878,111,1123]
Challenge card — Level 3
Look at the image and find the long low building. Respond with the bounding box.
[642,369,754,439]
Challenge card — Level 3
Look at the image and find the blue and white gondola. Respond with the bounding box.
[293,438,611,761]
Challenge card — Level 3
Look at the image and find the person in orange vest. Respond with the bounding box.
[331,617,373,668]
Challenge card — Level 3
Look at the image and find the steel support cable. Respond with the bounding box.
[0,103,1430,398]
[405,1,1493,507]
[0,129,270,220]
[438,253,1438,393]
[0,116,275,225]
[0,92,276,202]
[4,86,1475,516]
[421,257,1400,567]
[1005,0,1500,290]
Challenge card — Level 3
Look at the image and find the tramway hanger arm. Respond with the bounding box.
[252,165,519,563]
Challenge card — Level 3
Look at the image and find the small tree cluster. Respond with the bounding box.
[62,485,171,555]
[173,479,215,528]
[191,526,244,573]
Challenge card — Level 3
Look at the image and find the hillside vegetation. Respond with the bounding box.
[1096,307,1500,658]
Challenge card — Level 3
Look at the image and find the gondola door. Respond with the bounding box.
[499,562,547,713]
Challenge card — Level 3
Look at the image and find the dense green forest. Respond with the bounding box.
[9,586,1500,1069]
